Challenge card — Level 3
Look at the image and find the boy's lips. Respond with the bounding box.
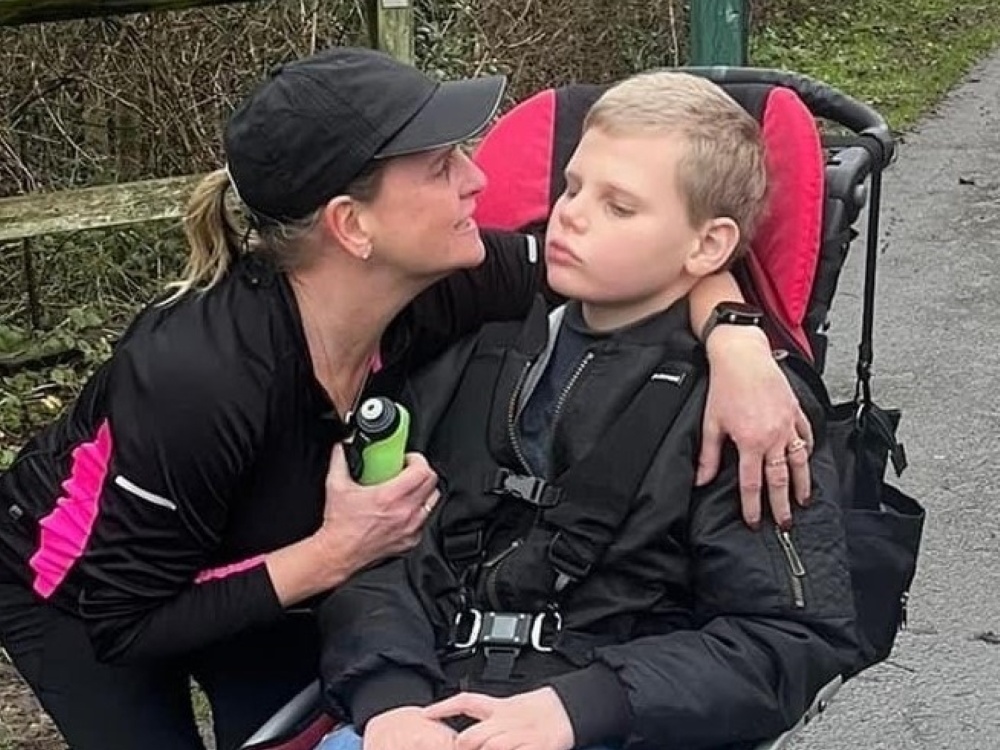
[545,238,581,265]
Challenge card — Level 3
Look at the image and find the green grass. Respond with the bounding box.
[751,0,1000,131]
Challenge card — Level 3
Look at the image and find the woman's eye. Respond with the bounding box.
[437,151,456,178]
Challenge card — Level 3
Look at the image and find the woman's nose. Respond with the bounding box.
[458,150,488,196]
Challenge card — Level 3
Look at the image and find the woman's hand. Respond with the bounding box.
[422,688,575,750]
[697,326,813,530]
[364,706,456,750]
[316,444,439,571]
[267,444,438,606]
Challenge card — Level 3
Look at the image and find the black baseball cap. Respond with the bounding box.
[223,47,506,225]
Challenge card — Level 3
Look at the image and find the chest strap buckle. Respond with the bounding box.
[487,469,563,508]
[450,609,562,653]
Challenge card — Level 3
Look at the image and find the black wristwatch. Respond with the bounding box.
[699,301,764,343]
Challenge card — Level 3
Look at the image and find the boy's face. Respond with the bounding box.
[545,126,717,326]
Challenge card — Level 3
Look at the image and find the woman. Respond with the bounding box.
[0,48,810,750]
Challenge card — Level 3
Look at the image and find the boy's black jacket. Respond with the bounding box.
[318,296,859,749]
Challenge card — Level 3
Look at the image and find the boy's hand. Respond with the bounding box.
[363,706,456,750]
[422,688,574,750]
[697,326,813,530]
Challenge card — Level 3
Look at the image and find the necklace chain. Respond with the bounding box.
[304,308,373,423]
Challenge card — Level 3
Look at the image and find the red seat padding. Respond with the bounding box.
[473,89,556,232]
[747,86,824,356]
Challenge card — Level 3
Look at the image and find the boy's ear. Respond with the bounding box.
[686,217,740,277]
[318,196,374,261]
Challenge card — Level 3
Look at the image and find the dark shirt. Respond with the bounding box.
[518,306,599,478]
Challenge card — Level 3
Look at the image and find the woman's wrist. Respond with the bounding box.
[265,531,352,607]
[309,526,355,588]
[704,321,771,358]
[687,271,746,337]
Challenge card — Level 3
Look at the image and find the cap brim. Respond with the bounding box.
[375,75,506,159]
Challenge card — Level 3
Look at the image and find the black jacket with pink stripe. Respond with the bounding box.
[0,231,543,664]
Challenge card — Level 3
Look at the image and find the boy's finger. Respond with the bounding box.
[455,720,506,750]
[422,693,496,722]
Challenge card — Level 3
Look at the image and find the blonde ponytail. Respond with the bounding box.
[162,169,241,305]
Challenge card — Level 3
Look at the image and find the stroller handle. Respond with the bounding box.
[684,66,896,169]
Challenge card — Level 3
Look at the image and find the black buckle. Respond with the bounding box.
[488,469,562,508]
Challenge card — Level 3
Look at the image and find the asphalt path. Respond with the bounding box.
[792,48,1000,750]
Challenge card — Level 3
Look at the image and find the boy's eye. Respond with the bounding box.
[608,202,635,218]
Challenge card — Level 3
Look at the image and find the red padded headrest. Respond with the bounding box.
[472,80,825,359]
[473,89,557,232]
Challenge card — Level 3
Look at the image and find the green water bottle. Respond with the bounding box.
[353,397,410,485]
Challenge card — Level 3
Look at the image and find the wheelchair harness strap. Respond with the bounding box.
[439,324,701,680]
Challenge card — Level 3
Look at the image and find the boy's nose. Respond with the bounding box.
[558,196,588,233]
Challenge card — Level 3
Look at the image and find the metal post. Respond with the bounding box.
[366,0,414,64]
[689,0,749,66]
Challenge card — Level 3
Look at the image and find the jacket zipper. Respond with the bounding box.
[775,527,806,609]
[484,540,522,610]
[506,361,534,473]
[550,352,595,437]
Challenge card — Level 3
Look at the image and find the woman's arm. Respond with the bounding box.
[688,272,813,529]
[403,230,555,370]
[77,349,434,664]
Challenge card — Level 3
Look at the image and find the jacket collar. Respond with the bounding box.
[515,295,700,359]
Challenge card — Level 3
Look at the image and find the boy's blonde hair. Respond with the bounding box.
[584,71,768,259]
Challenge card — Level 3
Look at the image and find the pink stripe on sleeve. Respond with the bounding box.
[194,555,266,584]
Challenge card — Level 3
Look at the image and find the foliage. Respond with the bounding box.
[1,226,183,469]
[751,0,1000,131]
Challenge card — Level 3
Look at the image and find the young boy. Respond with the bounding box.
[316,72,858,750]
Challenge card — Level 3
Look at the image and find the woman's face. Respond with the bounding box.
[358,146,488,277]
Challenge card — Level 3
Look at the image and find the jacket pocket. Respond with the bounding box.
[774,527,807,609]
[765,497,854,619]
